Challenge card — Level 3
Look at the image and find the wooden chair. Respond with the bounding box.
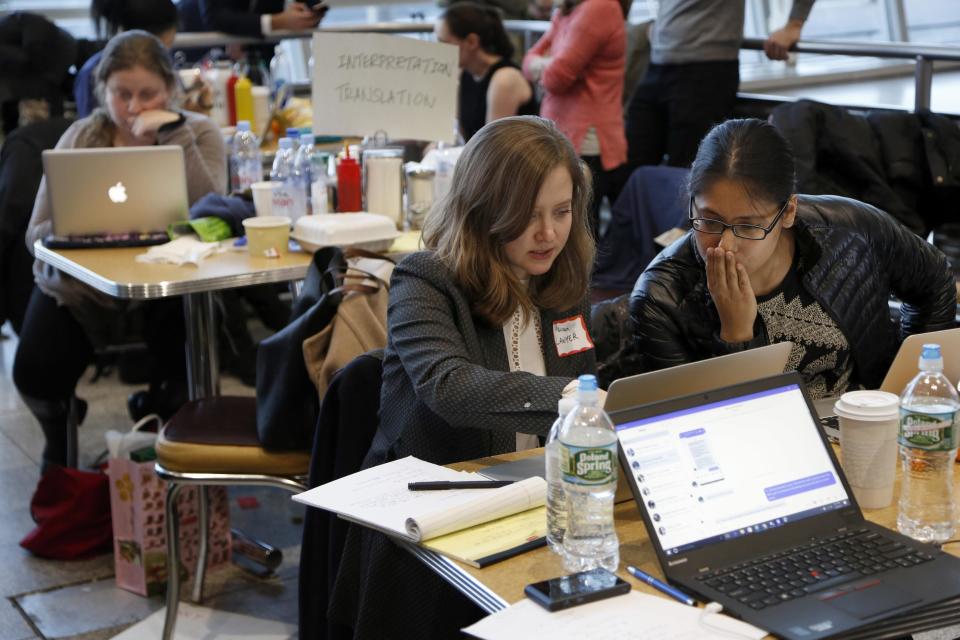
[154,395,310,640]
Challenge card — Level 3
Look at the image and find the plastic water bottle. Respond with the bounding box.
[270,137,306,221]
[230,121,262,193]
[897,343,959,543]
[546,397,576,555]
[560,375,619,572]
[293,132,314,214]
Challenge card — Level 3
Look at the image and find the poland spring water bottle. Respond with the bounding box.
[897,343,959,543]
[546,397,576,555]
[230,121,262,193]
[560,375,619,572]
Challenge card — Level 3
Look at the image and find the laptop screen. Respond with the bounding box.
[616,382,851,557]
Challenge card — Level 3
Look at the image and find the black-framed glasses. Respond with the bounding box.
[688,198,789,240]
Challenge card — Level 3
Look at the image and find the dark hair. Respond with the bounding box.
[688,118,797,206]
[423,116,594,326]
[441,2,514,59]
[92,0,178,39]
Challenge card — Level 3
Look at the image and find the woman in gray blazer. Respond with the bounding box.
[368,115,599,467]
[331,116,600,639]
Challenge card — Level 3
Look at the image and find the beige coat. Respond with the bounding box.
[303,258,393,399]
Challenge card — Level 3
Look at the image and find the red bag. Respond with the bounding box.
[20,465,113,560]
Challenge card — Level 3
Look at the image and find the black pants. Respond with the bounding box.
[625,60,740,169]
[582,155,628,241]
[13,287,186,402]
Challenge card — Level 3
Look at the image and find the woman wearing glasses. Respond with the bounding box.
[630,118,955,397]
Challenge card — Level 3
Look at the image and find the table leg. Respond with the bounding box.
[183,291,220,401]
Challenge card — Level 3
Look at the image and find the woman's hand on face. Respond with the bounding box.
[130,110,181,140]
[706,247,757,343]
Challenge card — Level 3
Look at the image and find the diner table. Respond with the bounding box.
[33,240,311,400]
[395,447,960,640]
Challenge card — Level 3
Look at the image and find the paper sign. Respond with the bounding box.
[312,32,459,143]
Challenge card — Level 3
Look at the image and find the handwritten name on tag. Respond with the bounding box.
[552,315,594,358]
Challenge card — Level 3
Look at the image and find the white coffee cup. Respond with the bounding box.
[251,181,275,217]
[834,390,900,509]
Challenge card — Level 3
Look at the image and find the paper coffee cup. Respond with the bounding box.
[251,181,275,217]
[834,390,900,509]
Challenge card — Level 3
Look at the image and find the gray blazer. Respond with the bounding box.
[369,251,597,466]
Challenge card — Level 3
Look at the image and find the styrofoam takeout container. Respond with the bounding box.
[291,212,400,253]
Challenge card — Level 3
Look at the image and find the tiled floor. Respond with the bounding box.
[0,321,302,640]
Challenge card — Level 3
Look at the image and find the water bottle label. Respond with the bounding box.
[560,443,616,485]
[899,409,956,451]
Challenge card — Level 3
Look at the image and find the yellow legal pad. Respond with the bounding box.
[422,506,547,568]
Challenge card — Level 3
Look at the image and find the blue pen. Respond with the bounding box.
[626,565,696,606]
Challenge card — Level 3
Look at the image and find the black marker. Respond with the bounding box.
[407,480,515,491]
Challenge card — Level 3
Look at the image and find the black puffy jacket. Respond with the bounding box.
[629,195,957,389]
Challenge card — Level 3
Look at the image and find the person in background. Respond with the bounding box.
[630,118,956,398]
[626,0,816,169]
[177,0,326,39]
[436,2,538,143]
[368,115,597,468]
[14,30,226,473]
[522,0,628,239]
[75,0,180,118]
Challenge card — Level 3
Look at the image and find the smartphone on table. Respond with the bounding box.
[524,568,630,612]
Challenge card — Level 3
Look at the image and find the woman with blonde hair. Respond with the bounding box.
[367,114,598,467]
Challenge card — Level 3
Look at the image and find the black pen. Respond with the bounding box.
[407,480,515,491]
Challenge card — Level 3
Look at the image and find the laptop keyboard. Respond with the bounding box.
[696,528,935,611]
[43,231,170,249]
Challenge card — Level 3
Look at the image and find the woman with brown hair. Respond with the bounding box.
[435,2,537,142]
[367,115,598,467]
[14,30,225,473]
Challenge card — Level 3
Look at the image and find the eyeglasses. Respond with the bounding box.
[688,198,789,241]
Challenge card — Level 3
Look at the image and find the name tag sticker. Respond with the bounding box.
[552,315,594,358]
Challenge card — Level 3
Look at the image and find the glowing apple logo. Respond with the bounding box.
[108,181,128,204]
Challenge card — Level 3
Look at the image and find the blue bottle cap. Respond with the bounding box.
[922,343,942,360]
[236,121,251,131]
[577,374,598,392]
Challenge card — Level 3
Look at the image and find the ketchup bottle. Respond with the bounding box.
[336,146,362,212]
[226,65,239,126]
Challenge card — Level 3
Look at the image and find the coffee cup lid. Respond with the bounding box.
[833,390,900,421]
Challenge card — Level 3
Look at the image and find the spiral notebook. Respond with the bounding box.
[293,456,547,567]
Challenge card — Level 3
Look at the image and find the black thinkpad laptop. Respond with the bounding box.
[613,372,960,640]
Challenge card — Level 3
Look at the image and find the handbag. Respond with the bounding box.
[20,464,113,560]
[256,246,391,450]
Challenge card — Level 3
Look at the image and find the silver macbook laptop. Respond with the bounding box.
[41,145,189,248]
[613,372,960,640]
[604,341,794,413]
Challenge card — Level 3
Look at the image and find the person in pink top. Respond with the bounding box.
[523,0,629,238]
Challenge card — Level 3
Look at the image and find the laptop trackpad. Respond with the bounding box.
[822,580,921,620]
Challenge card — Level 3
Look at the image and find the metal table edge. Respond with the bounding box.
[35,241,309,299]
[398,540,509,614]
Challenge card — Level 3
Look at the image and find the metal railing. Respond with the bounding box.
[742,38,960,112]
[172,23,960,113]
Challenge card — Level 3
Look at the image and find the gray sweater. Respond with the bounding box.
[652,0,815,64]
